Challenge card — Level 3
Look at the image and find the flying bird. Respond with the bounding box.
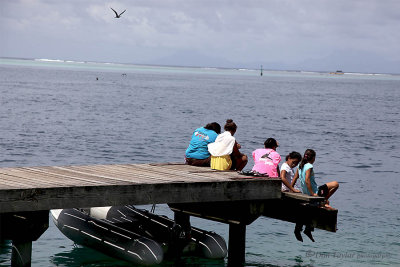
[110,7,126,18]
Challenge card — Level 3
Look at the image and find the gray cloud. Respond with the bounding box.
[1,0,400,73]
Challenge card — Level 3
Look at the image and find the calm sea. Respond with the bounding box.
[0,58,399,266]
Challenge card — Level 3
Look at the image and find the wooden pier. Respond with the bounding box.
[0,162,337,266]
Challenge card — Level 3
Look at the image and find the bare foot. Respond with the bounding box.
[303,228,315,242]
[294,223,303,242]
[323,203,336,211]
[294,228,303,242]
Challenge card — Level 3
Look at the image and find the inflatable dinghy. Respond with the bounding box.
[51,205,227,264]
[89,205,227,259]
[51,208,163,265]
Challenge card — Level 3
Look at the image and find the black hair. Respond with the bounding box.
[299,149,316,170]
[264,138,278,149]
[224,119,237,133]
[205,122,221,134]
[285,151,302,161]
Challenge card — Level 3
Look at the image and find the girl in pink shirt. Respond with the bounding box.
[251,138,281,177]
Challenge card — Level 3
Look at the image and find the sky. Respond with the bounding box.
[1,0,400,73]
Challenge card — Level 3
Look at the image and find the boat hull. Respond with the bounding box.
[90,205,228,259]
[51,208,163,265]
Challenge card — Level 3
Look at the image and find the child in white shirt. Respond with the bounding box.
[280,151,302,192]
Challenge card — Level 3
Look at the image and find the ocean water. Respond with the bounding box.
[0,58,399,266]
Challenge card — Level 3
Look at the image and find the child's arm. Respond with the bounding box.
[280,169,300,193]
[305,168,317,196]
[280,170,291,189]
[231,141,241,157]
[291,169,299,188]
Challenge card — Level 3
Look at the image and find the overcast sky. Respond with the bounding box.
[1,0,400,73]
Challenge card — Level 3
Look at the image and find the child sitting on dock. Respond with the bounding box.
[296,149,339,208]
[207,119,247,171]
[251,138,281,177]
[185,122,221,167]
[293,149,339,242]
[280,151,302,192]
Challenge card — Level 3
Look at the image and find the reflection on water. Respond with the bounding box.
[0,240,11,266]
[51,246,130,267]
[50,245,226,267]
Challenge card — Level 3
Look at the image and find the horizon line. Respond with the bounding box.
[0,56,398,76]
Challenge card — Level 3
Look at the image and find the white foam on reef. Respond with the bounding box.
[236,68,257,73]
[35,58,64,62]
[346,72,391,76]
[300,71,322,74]
[35,58,87,64]
[65,60,85,64]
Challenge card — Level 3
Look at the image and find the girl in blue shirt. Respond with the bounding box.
[293,149,339,242]
[296,149,339,206]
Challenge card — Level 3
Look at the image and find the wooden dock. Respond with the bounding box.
[0,162,281,213]
[0,162,337,267]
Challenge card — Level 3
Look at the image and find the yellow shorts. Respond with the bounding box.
[210,155,232,171]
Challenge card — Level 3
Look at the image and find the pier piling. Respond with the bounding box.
[0,210,49,267]
[228,223,246,266]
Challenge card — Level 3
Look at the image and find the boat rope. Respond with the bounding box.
[11,245,25,266]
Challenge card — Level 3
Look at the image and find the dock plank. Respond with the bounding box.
[122,164,226,182]
[63,165,185,184]
[48,166,144,184]
[22,167,113,186]
[282,192,325,203]
[85,164,193,183]
[0,178,33,189]
[0,167,108,187]
[104,164,227,183]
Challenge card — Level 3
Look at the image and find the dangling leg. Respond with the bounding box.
[303,224,315,242]
[294,222,303,242]
[326,181,339,200]
[234,154,248,171]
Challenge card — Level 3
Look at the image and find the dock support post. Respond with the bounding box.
[11,240,32,267]
[174,211,191,233]
[0,211,48,267]
[172,211,191,259]
[228,223,246,267]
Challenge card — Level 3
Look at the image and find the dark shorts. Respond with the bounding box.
[317,184,329,197]
[185,157,211,167]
